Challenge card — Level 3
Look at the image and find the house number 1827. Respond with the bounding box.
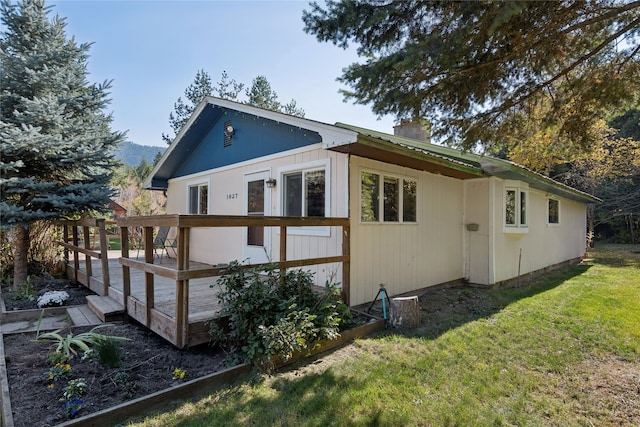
[226,193,238,199]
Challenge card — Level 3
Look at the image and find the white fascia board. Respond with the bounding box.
[200,96,358,147]
[142,99,212,189]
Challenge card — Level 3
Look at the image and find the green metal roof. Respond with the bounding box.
[335,123,600,204]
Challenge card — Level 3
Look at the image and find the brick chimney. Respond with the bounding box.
[393,119,431,143]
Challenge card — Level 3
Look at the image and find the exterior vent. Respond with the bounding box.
[223,120,233,147]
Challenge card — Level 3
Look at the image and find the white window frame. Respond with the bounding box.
[504,181,528,233]
[359,169,418,224]
[186,178,210,215]
[277,159,331,237]
[547,197,560,226]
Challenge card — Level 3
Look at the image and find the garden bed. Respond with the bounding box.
[1,278,95,315]
[1,308,383,427]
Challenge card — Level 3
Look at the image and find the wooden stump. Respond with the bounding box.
[390,296,421,328]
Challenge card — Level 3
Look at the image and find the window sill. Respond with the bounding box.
[503,226,528,234]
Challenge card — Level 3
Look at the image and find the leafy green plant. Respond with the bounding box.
[47,350,68,366]
[208,262,351,369]
[11,276,35,302]
[93,337,123,367]
[113,371,139,399]
[34,311,130,360]
[46,362,71,383]
[60,378,87,401]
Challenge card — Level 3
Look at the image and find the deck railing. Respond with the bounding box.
[57,218,110,295]
[116,214,350,348]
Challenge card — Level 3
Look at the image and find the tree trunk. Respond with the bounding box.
[12,224,29,289]
[390,296,421,329]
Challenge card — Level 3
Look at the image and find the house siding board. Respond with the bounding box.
[349,156,464,306]
[491,180,587,283]
[173,109,322,179]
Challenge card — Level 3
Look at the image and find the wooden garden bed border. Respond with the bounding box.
[0,313,384,427]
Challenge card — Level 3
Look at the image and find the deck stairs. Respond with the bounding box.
[86,295,126,323]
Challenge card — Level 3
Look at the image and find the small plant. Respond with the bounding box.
[11,276,35,302]
[37,290,69,308]
[62,397,83,418]
[46,363,72,383]
[93,337,122,367]
[60,378,87,401]
[34,311,130,360]
[113,371,139,399]
[172,368,187,381]
[47,351,68,366]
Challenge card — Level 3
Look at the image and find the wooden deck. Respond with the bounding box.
[69,251,225,347]
[59,215,350,349]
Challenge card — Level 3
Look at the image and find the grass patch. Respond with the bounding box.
[108,237,121,250]
[127,244,640,426]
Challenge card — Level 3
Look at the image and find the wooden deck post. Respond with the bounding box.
[144,226,155,327]
[175,226,189,348]
[279,225,287,278]
[82,225,93,281]
[120,226,130,314]
[97,219,110,294]
[342,224,350,306]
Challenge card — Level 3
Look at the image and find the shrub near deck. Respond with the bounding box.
[208,262,352,370]
[129,244,640,427]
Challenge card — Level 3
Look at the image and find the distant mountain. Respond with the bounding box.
[115,141,165,167]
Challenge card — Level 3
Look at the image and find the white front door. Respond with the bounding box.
[243,171,271,264]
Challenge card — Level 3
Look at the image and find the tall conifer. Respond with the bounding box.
[0,0,124,286]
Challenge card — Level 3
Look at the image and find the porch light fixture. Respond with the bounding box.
[266,178,277,188]
[224,124,235,138]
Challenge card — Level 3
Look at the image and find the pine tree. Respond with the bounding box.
[163,71,304,145]
[161,69,214,145]
[245,75,305,117]
[303,1,640,150]
[215,70,244,102]
[0,0,123,287]
[245,75,281,111]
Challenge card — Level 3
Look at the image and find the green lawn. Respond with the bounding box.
[128,244,640,426]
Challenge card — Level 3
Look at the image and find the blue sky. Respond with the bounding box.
[50,0,397,147]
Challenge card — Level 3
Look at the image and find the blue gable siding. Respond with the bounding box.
[174,107,322,178]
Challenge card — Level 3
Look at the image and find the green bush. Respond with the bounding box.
[208,262,351,369]
[93,337,123,367]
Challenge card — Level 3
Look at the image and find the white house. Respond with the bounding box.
[144,97,598,306]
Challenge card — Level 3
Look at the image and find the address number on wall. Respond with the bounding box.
[226,193,239,200]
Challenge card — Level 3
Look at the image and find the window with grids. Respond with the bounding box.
[188,183,208,214]
[361,171,417,223]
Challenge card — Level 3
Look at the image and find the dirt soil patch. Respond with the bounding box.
[2,278,95,311]
[4,322,227,427]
